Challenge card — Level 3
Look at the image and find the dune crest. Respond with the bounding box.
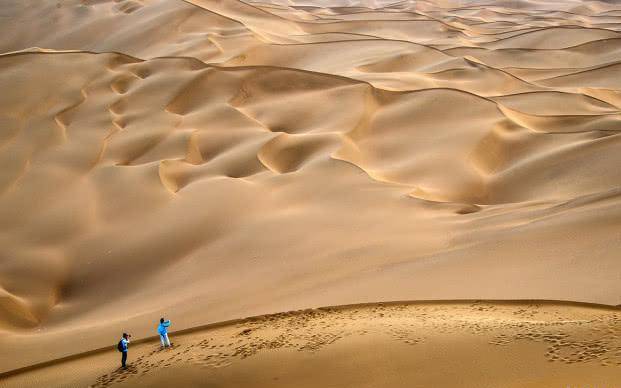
[2,301,621,387]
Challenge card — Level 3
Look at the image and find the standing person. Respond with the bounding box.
[158,318,172,348]
[117,333,131,369]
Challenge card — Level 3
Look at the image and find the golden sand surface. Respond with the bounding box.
[1,0,621,385]
[2,302,621,387]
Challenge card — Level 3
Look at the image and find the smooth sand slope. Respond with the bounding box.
[1,0,621,385]
[2,301,621,387]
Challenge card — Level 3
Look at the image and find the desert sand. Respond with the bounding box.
[1,0,621,386]
[2,302,621,387]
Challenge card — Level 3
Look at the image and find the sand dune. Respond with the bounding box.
[2,301,621,387]
[1,0,621,385]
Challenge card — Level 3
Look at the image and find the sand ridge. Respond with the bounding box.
[1,0,621,379]
[1,301,621,387]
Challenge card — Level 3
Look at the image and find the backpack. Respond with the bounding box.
[117,340,124,352]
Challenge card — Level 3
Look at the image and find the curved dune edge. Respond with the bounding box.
[0,299,621,386]
[5,48,615,206]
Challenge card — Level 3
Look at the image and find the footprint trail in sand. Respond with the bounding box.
[2,302,621,387]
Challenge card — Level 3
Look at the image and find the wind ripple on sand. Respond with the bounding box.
[2,301,621,387]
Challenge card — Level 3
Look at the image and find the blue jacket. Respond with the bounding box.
[158,320,171,335]
[121,338,129,352]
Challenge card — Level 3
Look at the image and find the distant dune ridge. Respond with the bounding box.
[1,0,621,385]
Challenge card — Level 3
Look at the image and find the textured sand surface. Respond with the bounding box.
[1,0,621,383]
[2,302,621,387]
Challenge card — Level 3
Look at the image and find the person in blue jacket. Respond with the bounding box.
[158,318,172,348]
[119,333,131,368]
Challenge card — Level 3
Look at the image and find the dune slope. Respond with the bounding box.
[2,301,621,387]
[1,0,621,382]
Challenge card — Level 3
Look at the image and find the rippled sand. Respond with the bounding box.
[3,302,621,387]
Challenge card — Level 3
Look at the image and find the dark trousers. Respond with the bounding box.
[121,351,127,368]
